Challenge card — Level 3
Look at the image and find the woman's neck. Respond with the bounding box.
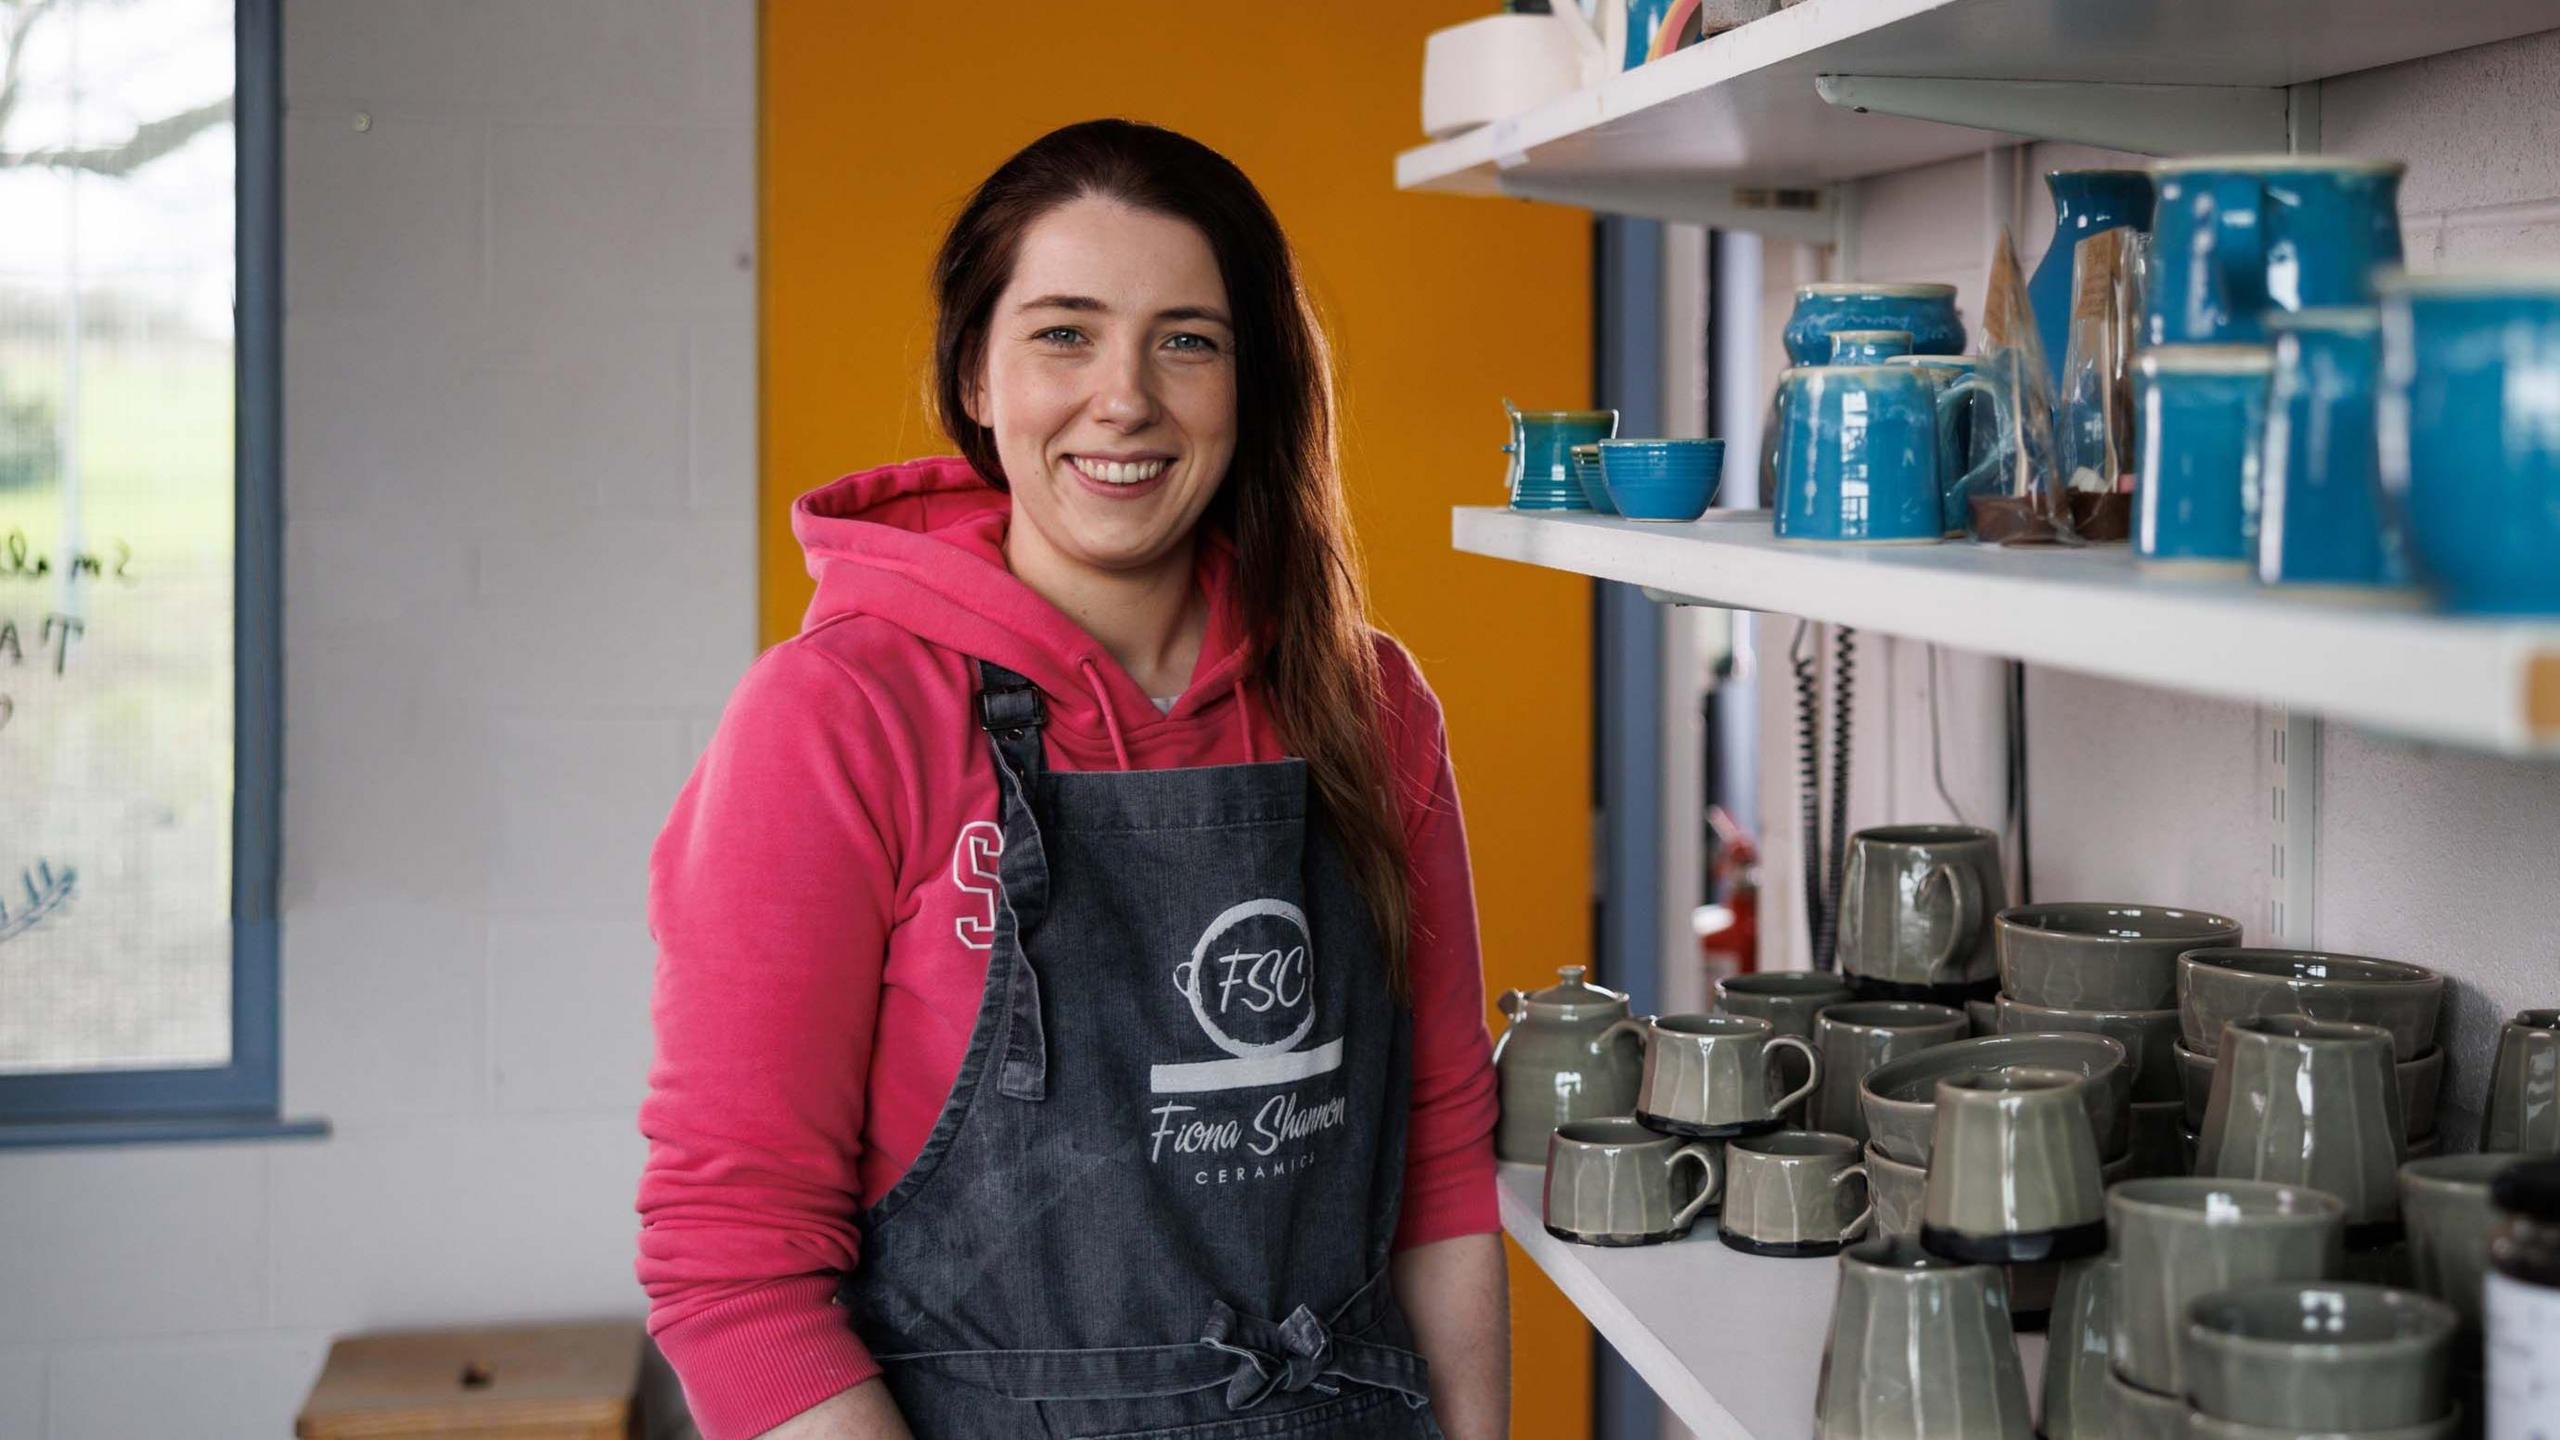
[1003,526,1208,699]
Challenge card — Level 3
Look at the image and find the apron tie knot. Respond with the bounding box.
[1197,1300,1343,1411]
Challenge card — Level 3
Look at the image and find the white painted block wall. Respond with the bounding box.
[1752,29,2560,1143]
[0,3,757,1435]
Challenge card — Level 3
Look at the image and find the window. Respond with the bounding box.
[0,0,301,1142]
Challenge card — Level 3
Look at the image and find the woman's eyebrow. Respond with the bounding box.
[1015,294,1231,326]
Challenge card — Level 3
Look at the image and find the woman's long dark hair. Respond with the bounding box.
[930,119,1414,1001]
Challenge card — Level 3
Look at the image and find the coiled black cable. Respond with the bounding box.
[1790,623,1826,970]
[1823,626,1856,969]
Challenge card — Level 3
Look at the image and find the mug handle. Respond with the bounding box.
[1764,1034,1821,1115]
[1919,862,1983,983]
[1669,1142,1723,1230]
[1832,1162,1873,1243]
[1937,369,2016,511]
[2205,173,2268,336]
[1601,1015,1654,1055]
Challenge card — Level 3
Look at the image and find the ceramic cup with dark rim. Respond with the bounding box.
[2183,1281,2458,1432]
[2179,947,2445,1061]
[1859,1031,2132,1167]
[1995,993,2183,1103]
[1812,1234,2034,1440]
[2400,1152,2521,1346]
[2176,1034,2444,1141]
[1994,903,2242,1011]
[1920,1067,2108,1264]
[1717,970,1855,1125]
[1606,1012,1820,1138]
[1864,1140,1926,1239]
[1836,824,2007,1002]
[2105,1175,2347,1395]
[1541,1116,1723,1246]
[1810,1001,1968,1141]
[1717,1129,1874,1258]
[2197,1014,2408,1239]
[2039,1257,2115,1440]
[2483,1009,2560,1155]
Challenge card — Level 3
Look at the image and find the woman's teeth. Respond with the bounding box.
[1070,457,1169,485]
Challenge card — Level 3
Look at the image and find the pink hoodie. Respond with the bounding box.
[633,456,1500,1440]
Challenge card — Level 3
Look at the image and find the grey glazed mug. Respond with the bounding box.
[1920,1067,2107,1263]
[1863,1140,1927,1239]
[1836,824,2006,995]
[2039,1257,2115,1440]
[1608,1012,1820,1138]
[2182,1281,2458,1431]
[2197,1014,2408,1234]
[1717,1129,1873,1258]
[2482,1009,2560,1155]
[2400,1152,2518,1343]
[1813,1234,2034,1440]
[1810,1001,1967,1140]
[1541,1117,1723,1246]
[2105,1175,2347,1395]
[1717,970,1854,1124]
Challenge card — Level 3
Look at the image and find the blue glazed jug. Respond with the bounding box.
[2028,169,2154,391]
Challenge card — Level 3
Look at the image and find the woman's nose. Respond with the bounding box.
[1089,343,1158,426]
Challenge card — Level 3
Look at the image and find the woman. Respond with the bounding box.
[636,119,1507,1440]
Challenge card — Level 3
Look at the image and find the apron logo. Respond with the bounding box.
[949,821,1002,951]
[1149,898,1345,1094]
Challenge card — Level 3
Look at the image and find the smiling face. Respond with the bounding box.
[966,195,1239,581]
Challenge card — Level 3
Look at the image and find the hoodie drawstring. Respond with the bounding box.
[1230,677,1252,763]
[1077,657,1135,772]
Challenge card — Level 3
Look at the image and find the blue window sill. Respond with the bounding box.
[0,1113,332,1150]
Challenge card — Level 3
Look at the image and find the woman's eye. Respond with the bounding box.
[1165,332,1220,354]
[1035,327,1085,346]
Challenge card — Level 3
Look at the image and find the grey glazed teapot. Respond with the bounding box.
[1492,965,1646,1162]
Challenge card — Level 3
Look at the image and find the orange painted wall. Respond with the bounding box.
[759,3,1593,1432]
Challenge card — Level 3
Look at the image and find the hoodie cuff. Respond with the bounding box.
[650,1274,881,1440]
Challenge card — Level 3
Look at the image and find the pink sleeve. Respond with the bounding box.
[1377,639,1503,1252]
[634,641,900,1440]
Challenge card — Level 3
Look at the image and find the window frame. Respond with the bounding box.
[0,0,319,1147]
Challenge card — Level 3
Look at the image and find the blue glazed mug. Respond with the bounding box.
[2379,271,2560,615]
[2030,168,2156,390]
[1785,283,1965,366]
[2146,157,2404,346]
[1884,354,2006,534]
[1775,366,2002,544]
[1830,329,1915,365]
[2136,345,2274,572]
[1506,406,1618,511]
[2258,308,2414,598]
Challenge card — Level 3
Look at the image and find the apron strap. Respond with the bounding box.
[975,658,1051,1102]
[869,1268,1431,1412]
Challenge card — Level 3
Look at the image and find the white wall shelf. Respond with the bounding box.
[1495,1161,2045,1439]
[1453,507,2560,757]
[1395,0,2559,206]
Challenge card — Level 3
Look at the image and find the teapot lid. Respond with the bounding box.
[1512,965,1629,1020]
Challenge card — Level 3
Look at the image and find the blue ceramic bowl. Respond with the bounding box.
[1570,443,1617,514]
[1599,439,1724,522]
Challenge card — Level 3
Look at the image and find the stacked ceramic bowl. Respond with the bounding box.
[2175,948,2450,1225]
[1991,903,2243,1182]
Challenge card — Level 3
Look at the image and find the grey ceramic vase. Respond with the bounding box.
[1811,1001,1967,1140]
[2182,1281,2458,1431]
[2105,1176,2347,1395]
[2482,1009,2560,1155]
[1920,1067,2107,1264]
[1836,824,2007,999]
[1994,902,2241,1011]
[1717,970,1854,1124]
[2038,1257,2114,1440]
[1813,1234,2034,1440]
[1491,965,1645,1162]
[2197,1015,2408,1237]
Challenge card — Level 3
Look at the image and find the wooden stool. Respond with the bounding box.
[295,1319,644,1439]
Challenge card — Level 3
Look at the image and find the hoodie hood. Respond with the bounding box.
[789,455,1256,768]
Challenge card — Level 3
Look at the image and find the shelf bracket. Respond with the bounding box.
[2264,706,2322,948]
[1494,172,1840,246]
[1813,75,2290,157]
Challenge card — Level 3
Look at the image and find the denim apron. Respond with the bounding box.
[835,658,1444,1439]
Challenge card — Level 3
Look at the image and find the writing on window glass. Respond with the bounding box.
[0,527,132,733]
